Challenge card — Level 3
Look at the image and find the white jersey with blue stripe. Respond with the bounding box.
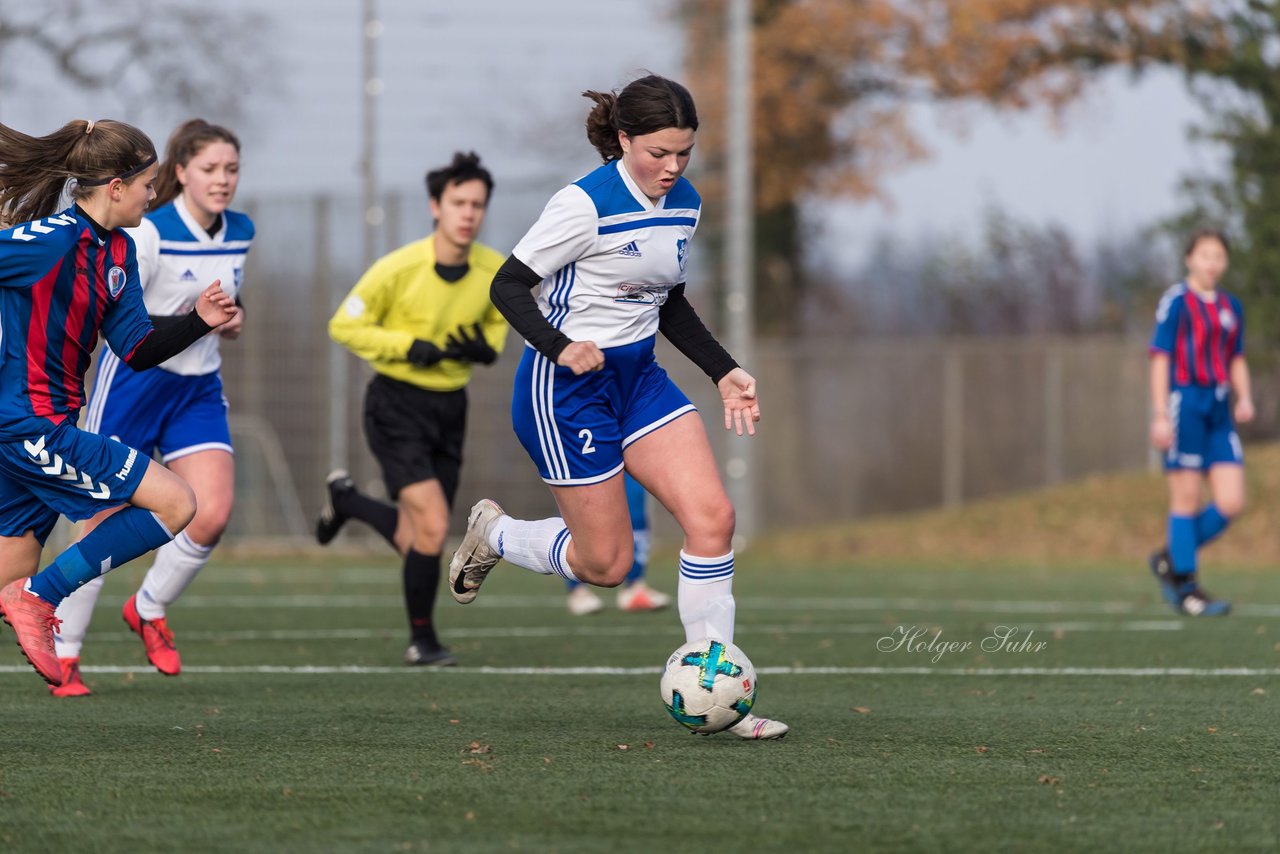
[511,160,700,349]
[125,196,255,375]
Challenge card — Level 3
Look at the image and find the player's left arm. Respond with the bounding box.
[658,283,759,436]
[1230,299,1253,423]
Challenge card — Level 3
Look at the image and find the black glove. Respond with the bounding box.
[407,339,445,366]
[444,323,497,365]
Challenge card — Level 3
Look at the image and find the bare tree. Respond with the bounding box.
[0,0,274,121]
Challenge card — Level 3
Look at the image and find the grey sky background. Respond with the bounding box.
[0,1,1216,271]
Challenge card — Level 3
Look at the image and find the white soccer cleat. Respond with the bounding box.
[616,580,671,612]
[727,712,789,740]
[567,585,604,616]
[449,499,505,605]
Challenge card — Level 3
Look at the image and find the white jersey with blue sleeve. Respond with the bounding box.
[511,160,700,349]
[126,196,254,375]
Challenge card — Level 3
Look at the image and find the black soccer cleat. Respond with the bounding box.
[315,469,356,545]
[404,641,458,667]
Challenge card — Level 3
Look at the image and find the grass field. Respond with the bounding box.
[3,548,1280,852]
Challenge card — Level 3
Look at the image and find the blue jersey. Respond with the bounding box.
[1149,283,1244,388]
[0,207,152,433]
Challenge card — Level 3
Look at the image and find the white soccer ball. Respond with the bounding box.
[659,638,758,734]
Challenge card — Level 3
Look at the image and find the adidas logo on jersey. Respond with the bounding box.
[180,269,198,282]
[618,240,642,258]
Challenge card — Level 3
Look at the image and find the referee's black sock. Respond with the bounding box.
[332,488,398,549]
[403,549,442,647]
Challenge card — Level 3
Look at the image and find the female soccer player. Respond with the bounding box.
[49,120,254,695]
[0,119,237,688]
[1147,228,1252,616]
[448,75,787,739]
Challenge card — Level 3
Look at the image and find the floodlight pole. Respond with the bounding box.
[725,0,757,547]
[331,0,382,471]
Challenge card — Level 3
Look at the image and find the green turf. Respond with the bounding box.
[3,556,1280,852]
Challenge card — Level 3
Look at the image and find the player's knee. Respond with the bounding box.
[1218,494,1246,519]
[189,495,233,542]
[689,497,735,545]
[572,542,633,587]
[160,479,198,532]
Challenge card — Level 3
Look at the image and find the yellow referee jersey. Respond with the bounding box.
[329,235,507,391]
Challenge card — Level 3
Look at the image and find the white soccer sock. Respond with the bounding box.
[135,532,214,620]
[678,550,736,644]
[488,516,578,582]
[52,575,105,659]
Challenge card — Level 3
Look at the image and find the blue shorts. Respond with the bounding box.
[511,339,695,486]
[83,352,232,462]
[0,419,149,542]
[1165,385,1242,471]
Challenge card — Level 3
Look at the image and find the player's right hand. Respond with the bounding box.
[1149,414,1172,450]
[557,341,604,375]
[195,280,237,329]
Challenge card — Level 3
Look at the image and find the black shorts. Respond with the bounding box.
[363,374,467,503]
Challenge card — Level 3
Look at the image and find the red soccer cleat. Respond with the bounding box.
[49,657,92,697]
[0,579,64,686]
[122,595,181,676]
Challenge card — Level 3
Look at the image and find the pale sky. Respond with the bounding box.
[0,1,1216,271]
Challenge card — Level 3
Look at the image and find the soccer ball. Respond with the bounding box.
[660,638,757,734]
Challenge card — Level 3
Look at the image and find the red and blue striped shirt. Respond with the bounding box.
[0,206,152,431]
[1149,282,1244,388]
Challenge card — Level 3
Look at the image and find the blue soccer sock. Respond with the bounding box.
[28,508,175,607]
[1168,514,1197,576]
[1194,504,1230,547]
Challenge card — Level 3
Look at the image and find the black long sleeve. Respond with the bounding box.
[489,255,572,362]
[125,312,214,371]
[658,284,738,384]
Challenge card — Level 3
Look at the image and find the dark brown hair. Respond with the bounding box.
[152,119,241,209]
[1184,227,1230,257]
[0,119,156,228]
[425,151,493,202]
[583,74,699,163]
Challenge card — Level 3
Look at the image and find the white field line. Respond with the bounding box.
[82,593,1280,618]
[2,664,1279,677]
[62,619,1182,645]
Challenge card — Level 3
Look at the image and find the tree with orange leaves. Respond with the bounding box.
[682,0,1230,335]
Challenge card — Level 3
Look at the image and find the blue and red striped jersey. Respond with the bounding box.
[0,206,152,430]
[1149,282,1245,388]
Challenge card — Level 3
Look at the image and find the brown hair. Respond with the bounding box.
[583,74,699,163]
[152,119,241,208]
[1184,227,1230,257]
[0,119,156,228]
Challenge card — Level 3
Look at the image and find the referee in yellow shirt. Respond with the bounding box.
[318,152,507,667]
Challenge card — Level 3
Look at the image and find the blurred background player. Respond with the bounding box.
[49,120,253,696]
[564,471,671,615]
[317,152,507,667]
[0,119,236,688]
[1147,227,1253,616]
[447,75,788,739]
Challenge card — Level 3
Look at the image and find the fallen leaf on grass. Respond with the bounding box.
[465,741,492,755]
[616,744,630,751]
[1038,775,1061,785]
[852,707,872,715]
[975,746,989,754]
[643,741,655,749]
[1251,688,1266,696]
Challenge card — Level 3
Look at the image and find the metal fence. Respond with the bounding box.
[207,191,1152,549]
